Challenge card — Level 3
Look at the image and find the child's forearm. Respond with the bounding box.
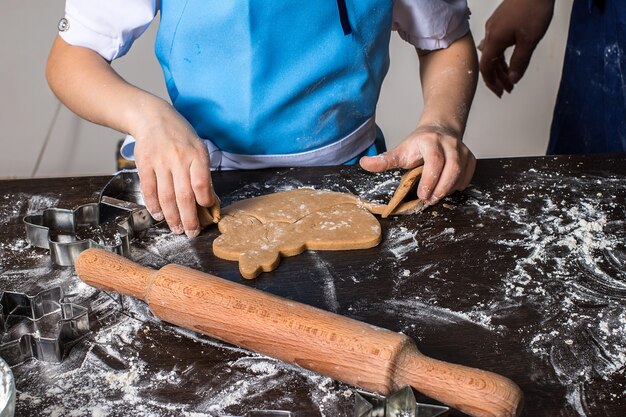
[46,35,216,239]
[416,33,479,139]
[45,35,167,139]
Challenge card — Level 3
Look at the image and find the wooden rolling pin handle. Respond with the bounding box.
[395,348,523,417]
[75,249,523,417]
[76,248,154,299]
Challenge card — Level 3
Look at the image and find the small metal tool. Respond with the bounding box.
[220,412,295,417]
[0,287,89,365]
[218,386,448,417]
[99,170,150,211]
[23,171,155,266]
[355,386,449,417]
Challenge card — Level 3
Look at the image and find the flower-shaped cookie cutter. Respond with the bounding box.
[23,171,155,266]
[0,287,89,365]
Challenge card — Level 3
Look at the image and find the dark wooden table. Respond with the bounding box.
[1,155,625,417]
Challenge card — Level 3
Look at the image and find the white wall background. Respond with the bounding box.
[0,1,573,179]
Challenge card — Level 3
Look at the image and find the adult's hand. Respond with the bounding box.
[479,0,555,97]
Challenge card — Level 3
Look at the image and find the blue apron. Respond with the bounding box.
[548,0,626,154]
[123,0,391,169]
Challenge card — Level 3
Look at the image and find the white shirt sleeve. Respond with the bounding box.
[393,0,470,50]
[58,0,158,61]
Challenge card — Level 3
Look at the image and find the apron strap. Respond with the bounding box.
[336,0,352,35]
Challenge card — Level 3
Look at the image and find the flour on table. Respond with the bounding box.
[134,226,202,269]
[464,168,626,415]
[4,166,625,416]
[0,193,59,226]
[384,226,418,261]
[348,165,625,416]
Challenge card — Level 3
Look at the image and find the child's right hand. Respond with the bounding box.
[131,98,217,238]
[46,37,216,238]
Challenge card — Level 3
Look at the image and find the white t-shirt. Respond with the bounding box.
[59,0,471,61]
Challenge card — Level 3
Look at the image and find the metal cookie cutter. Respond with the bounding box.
[220,412,294,417]
[219,386,448,417]
[355,386,449,417]
[0,287,89,365]
[23,171,155,266]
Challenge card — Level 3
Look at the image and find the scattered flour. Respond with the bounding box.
[3,167,625,416]
[135,227,202,269]
[0,359,12,412]
[462,169,626,416]
[384,226,418,261]
[0,193,59,226]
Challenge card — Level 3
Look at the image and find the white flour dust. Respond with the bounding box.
[382,298,498,332]
[486,189,624,378]
[384,226,419,261]
[348,166,626,416]
[0,194,60,272]
[0,193,60,226]
[134,227,202,268]
[0,361,11,412]
[462,170,625,415]
[4,167,626,416]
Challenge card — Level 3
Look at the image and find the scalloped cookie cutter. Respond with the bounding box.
[23,171,155,266]
[0,287,89,365]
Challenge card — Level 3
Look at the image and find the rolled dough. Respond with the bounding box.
[213,188,382,279]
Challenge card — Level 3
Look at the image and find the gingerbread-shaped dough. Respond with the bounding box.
[213,189,381,279]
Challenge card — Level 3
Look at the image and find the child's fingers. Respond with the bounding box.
[427,142,476,204]
[173,168,201,238]
[426,145,464,205]
[359,150,402,173]
[138,167,163,221]
[190,155,214,208]
[416,140,444,202]
[156,171,183,235]
[455,152,476,191]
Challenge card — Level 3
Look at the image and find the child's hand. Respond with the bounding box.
[45,37,217,238]
[359,125,475,206]
[132,100,217,238]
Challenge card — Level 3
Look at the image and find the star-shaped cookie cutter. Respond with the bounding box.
[0,287,89,365]
[23,171,155,266]
[355,386,449,417]
[217,386,448,417]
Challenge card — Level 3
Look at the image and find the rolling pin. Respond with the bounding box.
[75,248,523,417]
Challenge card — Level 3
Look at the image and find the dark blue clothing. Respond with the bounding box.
[548,0,626,154]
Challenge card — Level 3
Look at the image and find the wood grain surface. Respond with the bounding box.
[75,248,523,417]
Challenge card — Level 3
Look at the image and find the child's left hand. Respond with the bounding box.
[359,125,475,206]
